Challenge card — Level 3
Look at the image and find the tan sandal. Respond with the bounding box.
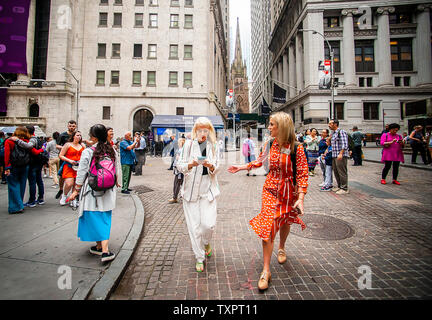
[258,271,271,291]
[277,249,287,264]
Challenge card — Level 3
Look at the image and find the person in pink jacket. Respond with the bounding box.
[380,123,404,185]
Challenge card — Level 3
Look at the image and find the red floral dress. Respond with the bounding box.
[247,139,309,241]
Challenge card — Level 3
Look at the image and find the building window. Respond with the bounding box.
[403,76,410,87]
[334,102,344,120]
[135,0,144,5]
[149,0,158,5]
[355,40,375,72]
[100,0,108,5]
[300,106,304,122]
[176,107,184,115]
[394,76,402,87]
[359,77,365,87]
[148,44,157,59]
[114,0,122,5]
[183,72,192,87]
[391,39,413,71]
[366,77,373,87]
[169,72,178,86]
[324,41,341,73]
[185,0,193,6]
[133,71,141,85]
[323,16,339,28]
[169,45,178,59]
[29,103,40,117]
[149,13,158,27]
[170,14,179,28]
[135,13,143,27]
[97,43,106,58]
[112,43,121,58]
[363,102,380,120]
[111,71,120,85]
[171,0,180,6]
[184,45,193,59]
[99,13,108,27]
[292,109,296,124]
[133,44,142,58]
[103,106,111,120]
[147,71,156,86]
[96,70,105,85]
[184,15,193,28]
[389,11,411,24]
[113,13,122,27]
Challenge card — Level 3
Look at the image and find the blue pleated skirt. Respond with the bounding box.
[78,210,112,242]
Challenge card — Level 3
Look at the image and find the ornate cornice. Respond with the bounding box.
[417,4,432,12]
[341,9,357,17]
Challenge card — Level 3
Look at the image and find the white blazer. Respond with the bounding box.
[176,139,220,202]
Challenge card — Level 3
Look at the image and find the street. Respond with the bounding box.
[110,151,432,300]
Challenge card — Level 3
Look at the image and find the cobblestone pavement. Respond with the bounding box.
[110,152,432,300]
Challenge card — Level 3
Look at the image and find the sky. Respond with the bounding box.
[229,0,251,78]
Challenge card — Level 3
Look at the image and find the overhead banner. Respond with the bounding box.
[260,97,271,116]
[272,83,286,104]
[0,0,31,74]
[318,60,331,89]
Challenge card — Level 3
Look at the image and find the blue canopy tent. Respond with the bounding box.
[150,115,225,136]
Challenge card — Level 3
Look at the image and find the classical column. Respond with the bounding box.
[376,7,395,87]
[341,9,356,87]
[282,50,289,98]
[278,58,283,83]
[416,4,432,86]
[272,65,278,86]
[18,0,36,80]
[288,43,296,98]
[295,32,304,91]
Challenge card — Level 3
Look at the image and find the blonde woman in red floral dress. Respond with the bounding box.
[228,112,308,291]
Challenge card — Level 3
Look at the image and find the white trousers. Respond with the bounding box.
[182,176,217,263]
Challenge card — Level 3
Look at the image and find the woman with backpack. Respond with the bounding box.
[4,126,43,214]
[68,124,119,263]
[228,112,308,291]
[58,131,86,207]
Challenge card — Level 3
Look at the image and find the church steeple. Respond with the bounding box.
[233,17,244,71]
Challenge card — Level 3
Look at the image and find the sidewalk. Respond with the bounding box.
[0,176,144,300]
[362,147,432,171]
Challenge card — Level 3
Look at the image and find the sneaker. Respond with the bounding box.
[318,182,325,187]
[332,187,341,192]
[43,174,48,178]
[9,209,24,214]
[392,180,401,185]
[336,189,349,195]
[37,199,45,205]
[25,201,37,208]
[89,246,103,256]
[51,184,58,188]
[101,252,116,263]
[60,195,68,206]
[168,198,178,204]
[320,186,332,192]
[381,179,386,184]
[127,188,133,192]
[1,180,6,184]
[55,190,63,199]
[121,190,130,194]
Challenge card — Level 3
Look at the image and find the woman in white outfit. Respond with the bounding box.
[177,117,220,272]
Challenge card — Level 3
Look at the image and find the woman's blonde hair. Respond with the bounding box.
[269,112,296,153]
[192,117,216,143]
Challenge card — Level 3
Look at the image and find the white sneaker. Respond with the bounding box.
[60,195,68,206]
[43,174,48,178]
[319,182,325,187]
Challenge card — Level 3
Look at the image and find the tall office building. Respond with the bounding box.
[2,0,230,136]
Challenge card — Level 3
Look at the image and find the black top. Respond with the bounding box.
[58,131,71,146]
[199,141,208,175]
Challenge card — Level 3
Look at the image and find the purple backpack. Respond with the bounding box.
[88,147,116,192]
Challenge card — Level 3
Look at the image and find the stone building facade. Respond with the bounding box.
[251,0,432,136]
[1,0,229,136]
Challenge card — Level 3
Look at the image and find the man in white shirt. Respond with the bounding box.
[134,132,147,176]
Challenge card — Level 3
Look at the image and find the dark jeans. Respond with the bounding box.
[382,161,400,180]
[28,163,44,202]
[173,173,184,200]
[134,149,146,175]
[411,143,427,164]
[352,145,363,165]
[7,166,29,213]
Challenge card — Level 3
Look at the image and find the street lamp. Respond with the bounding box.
[299,28,335,120]
[62,67,79,127]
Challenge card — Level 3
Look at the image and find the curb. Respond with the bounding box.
[363,159,432,171]
[76,194,145,300]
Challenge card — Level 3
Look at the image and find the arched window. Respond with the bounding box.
[133,108,153,133]
[29,103,39,117]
